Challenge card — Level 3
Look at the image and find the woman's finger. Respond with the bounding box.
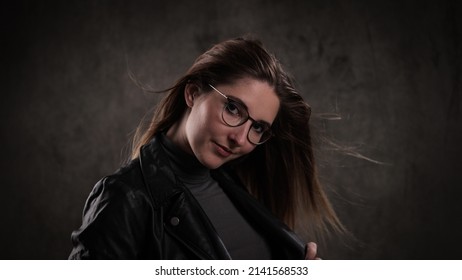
[305,242,318,260]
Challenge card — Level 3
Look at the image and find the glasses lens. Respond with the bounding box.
[223,101,247,126]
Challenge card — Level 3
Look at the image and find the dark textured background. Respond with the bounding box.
[1,0,461,259]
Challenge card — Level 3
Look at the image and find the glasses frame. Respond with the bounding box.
[208,84,273,145]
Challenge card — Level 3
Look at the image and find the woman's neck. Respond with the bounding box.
[166,112,194,155]
[160,133,210,184]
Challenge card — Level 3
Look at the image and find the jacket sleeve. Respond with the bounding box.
[69,176,152,259]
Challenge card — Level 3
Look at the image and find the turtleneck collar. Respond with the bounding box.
[158,133,211,184]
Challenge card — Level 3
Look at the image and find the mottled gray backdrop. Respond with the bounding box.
[1,0,461,259]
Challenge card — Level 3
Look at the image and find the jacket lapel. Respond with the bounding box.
[163,190,232,259]
[212,168,306,260]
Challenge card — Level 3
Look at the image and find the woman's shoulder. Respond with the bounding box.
[88,159,149,206]
[91,152,181,210]
[104,159,144,186]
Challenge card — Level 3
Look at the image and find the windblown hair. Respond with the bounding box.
[131,37,344,240]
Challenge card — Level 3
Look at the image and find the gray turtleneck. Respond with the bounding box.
[159,134,272,259]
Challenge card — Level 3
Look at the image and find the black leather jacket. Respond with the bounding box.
[69,136,305,259]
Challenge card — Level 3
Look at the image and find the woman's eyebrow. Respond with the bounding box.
[227,95,248,110]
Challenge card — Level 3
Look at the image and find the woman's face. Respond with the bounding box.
[174,77,280,169]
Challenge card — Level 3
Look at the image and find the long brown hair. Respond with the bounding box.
[131,37,344,240]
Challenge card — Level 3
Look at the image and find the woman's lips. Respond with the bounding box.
[214,142,233,157]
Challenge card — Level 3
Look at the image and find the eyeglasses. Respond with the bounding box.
[208,84,273,145]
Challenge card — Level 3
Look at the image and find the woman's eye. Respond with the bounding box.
[251,123,265,134]
[226,102,241,116]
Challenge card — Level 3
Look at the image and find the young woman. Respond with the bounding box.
[69,37,343,259]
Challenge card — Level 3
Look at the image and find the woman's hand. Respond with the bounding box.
[305,242,322,260]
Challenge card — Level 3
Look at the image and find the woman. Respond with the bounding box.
[69,37,343,259]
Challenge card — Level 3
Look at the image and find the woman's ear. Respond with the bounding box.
[184,83,199,107]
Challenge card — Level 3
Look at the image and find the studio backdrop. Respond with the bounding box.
[1,0,461,259]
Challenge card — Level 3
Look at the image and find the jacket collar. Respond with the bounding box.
[138,136,184,209]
